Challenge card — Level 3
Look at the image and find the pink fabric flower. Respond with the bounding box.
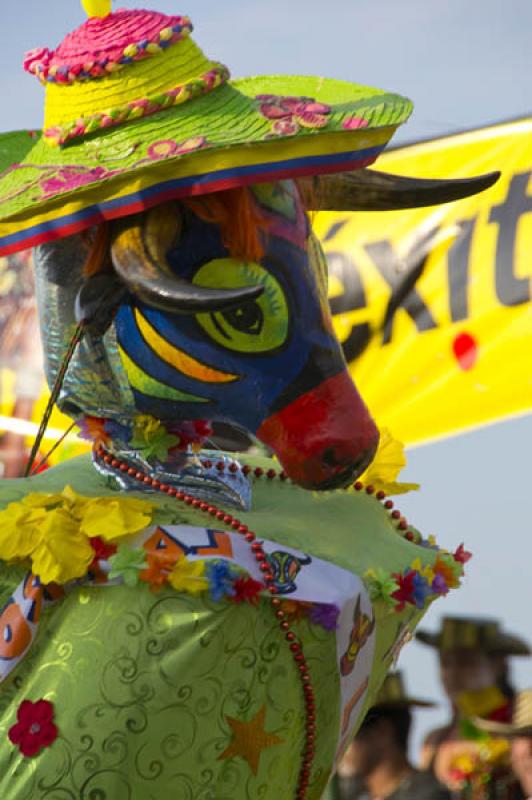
[257,94,332,134]
[342,116,369,130]
[272,119,301,136]
[174,136,206,155]
[259,103,292,120]
[40,166,115,196]
[9,699,58,757]
[297,112,329,129]
[147,140,179,160]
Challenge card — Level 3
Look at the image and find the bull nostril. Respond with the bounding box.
[315,446,376,490]
[322,446,341,468]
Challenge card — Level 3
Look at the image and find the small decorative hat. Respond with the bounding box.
[0,0,414,256]
[474,689,532,737]
[416,616,531,657]
[372,671,436,709]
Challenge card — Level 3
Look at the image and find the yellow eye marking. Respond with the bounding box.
[118,347,208,403]
[134,308,239,384]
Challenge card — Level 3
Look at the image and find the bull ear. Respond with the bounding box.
[111,202,263,314]
[299,168,500,211]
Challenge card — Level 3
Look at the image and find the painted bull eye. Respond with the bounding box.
[193,259,289,353]
[221,302,264,336]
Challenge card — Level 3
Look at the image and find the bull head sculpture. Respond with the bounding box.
[109,181,379,490]
[36,169,497,491]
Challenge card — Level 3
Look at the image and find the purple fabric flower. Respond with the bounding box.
[308,602,340,631]
[432,573,449,596]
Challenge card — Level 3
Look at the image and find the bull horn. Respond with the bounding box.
[111,202,264,314]
[299,168,500,211]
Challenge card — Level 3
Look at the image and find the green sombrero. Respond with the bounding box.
[0,0,413,256]
[416,616,531,657]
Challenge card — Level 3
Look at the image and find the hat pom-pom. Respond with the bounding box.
[81,0,112,18]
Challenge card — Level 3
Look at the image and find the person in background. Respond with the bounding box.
[416,616,530,797]
[475,689,532,800]
[0,250,44,477]
[326,671,450,800]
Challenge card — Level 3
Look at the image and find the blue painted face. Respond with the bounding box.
[115,182,334,429]
[114,181,378,489]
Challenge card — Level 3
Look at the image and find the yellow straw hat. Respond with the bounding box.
[474,690,532,737]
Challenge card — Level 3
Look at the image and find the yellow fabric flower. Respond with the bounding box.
[359,427,420,495]
[79,497,155,541]
[31,508,94,584]
[60,485,91,512]
[0,488,155,585]
[168,558,208,596]
[0,503,46,560]
[411,558,434,583]
[133,414,162,441]
[21,492,67,509]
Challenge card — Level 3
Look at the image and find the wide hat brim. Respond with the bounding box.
[376,697,436,709]
[416,629,531,656]
[472,717,532,738]
[0,75,411,256]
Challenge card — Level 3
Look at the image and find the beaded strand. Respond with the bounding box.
[95,444,314,798]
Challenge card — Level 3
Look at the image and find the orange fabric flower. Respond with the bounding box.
[139,551,175,592]
[433,556,461,589]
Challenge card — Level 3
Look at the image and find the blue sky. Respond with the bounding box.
[2,0,531,757]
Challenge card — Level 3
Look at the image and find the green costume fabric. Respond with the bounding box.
[0,454,440,799]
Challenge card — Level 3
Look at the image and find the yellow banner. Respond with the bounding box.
[314,117,532,446]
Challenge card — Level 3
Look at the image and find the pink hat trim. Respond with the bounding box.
[23,9,192,84]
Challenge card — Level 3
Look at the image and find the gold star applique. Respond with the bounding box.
[218,705,283,775]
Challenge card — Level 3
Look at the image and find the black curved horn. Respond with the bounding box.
[111,203,264,314]
[299,169,500,211]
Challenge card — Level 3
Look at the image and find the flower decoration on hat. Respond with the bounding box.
[257,95,332,135]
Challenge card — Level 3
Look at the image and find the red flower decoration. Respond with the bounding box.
[90,536,117,566]
[390,570,416,612]
[9,699,57,757]
[230,577,265,605]
[453,543,472,564]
